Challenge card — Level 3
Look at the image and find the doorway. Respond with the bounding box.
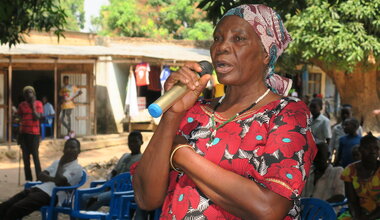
[12,71,54,106]
[11,71,54,139]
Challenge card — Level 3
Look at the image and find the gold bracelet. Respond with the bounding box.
[170,144,195,173]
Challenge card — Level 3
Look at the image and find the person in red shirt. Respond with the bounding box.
[17,86,43,181]
[133,4,317,220]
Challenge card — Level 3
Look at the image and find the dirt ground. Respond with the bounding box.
[0,132,153,220]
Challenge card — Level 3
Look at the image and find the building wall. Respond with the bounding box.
[113,63,129,111]
[0,60,94,142]
[306,65,339,116]
[95,57,125,134]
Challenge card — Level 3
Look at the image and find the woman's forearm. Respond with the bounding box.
[133,111,185,210]
[345,182,362,218]
[176,149,292,219]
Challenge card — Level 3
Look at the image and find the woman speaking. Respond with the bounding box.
[133,4,317,219]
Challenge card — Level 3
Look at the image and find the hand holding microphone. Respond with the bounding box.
[148,61,213,118]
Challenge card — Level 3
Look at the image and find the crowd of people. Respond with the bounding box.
[10,75,82,183]
[0,3,379,220]
[304,95,380,219]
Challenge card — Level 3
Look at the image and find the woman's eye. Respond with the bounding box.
[234,36,245,41]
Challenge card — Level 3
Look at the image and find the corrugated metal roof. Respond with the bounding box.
[0,42,211,62]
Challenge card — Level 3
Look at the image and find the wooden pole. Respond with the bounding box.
[7,57,12,145]
[93,59,97,135]
[6,57,20,185]
[54,59,58,139]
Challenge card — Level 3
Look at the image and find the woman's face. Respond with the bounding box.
[210,15,268,86]
[360,141,380,162]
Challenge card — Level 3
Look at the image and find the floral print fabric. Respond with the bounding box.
[341,162,380,213]
[161,97,317,219]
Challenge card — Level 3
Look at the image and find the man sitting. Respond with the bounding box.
[302,143,345,203]
[83,131,143,210]
[0,138,82,220]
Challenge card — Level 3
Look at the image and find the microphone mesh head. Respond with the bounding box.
[198,61,213,76]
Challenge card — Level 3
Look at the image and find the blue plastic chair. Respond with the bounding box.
[120,194,161,220]
[68,172,133,220]
[24,169,87,220]
[90,179,108,188]
[330,198,348,217]
[300,198,336,220]
[41,116,54,140]
[113,191,136,219]
[154,208,161,219]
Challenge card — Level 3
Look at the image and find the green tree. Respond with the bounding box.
[183,21,214,40]
[94,0,146,37]
[285,0,380,131]
[61,0,85,31]
[93,0,213,40]
[200,0,380,131]
[0,0,67,47]
[198,0,307,24]
[157,0,213,39]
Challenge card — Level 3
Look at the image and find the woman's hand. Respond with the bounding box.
[164,62,211,114]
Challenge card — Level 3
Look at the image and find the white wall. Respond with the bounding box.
[96,56,125,133]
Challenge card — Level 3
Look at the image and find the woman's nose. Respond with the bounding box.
[216,40,230,55]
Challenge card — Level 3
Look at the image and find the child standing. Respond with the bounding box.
[335,118,361,167]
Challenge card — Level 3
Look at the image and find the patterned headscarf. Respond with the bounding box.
[222,4,293,96]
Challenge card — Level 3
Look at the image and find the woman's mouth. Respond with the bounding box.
[215,62,233,74]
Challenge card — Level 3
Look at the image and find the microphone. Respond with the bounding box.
[148,61,213,118]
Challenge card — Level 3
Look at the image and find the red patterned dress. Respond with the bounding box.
[160,97,317,219]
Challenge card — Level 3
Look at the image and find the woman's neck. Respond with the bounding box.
[362,160,379,171]
[214,83,278,118]
[223,82,270,105]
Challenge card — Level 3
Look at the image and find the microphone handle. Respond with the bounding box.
[148,83,188,118]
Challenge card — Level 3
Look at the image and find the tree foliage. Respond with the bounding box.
[199,0,380,72]
[285,0,380,72]
[93,0,214,40]
[0,0,67,47]
[197,0,308,24]
[61,0,85,31]
[98,0,146,37]
[199,0,380,131]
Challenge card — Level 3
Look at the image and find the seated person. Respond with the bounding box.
[0,138,82,220]
[41,96,55,125]
[83,131,143,210]
[335,118,361,167]
[340,132,380,220]
[11,105,19,141]
[302,143,345,203]
[41,96,55,137]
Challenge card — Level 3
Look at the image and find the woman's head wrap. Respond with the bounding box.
[23,86,36,95]
[221,4,293,96]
